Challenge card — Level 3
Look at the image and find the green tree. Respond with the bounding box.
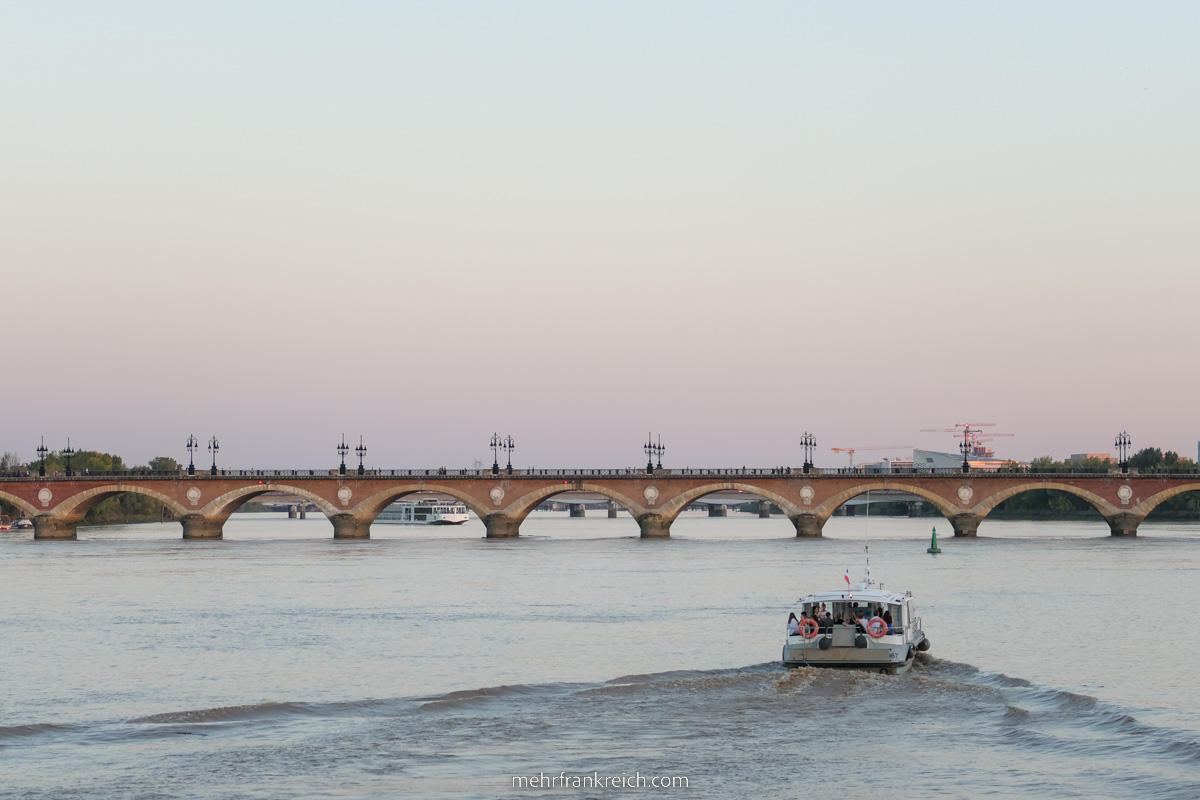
[1129,447,1163,472]
[147,456,180,472]
[1,451,23,472]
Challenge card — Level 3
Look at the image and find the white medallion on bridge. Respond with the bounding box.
[337,487,352,506]
[799,485,815,506]
[489,486,505,506]
[1117,485,1133,505]
[957,485,974,505]
[37,488,52,507]
[186,487,201,506]
[643,486,659,505]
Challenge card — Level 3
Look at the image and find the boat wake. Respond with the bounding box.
[4,660,1199,798]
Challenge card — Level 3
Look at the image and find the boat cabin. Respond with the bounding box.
[795,589,917,637]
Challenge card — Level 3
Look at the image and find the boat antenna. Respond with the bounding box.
[862,487,871,588]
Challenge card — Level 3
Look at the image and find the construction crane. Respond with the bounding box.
[830,445,912,469]
[920,423,1015,469]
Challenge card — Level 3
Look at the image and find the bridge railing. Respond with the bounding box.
[2,467,1199,481]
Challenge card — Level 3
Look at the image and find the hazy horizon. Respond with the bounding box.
[3,2,1197,469]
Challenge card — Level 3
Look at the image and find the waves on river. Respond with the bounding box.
[5,656,1198,799]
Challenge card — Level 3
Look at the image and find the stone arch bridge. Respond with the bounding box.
[2,469,1196,540]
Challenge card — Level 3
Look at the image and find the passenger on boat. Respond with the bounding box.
[882,609,894,632]
[787,613,800,636]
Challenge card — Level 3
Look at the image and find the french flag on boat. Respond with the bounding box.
[844,570,851,586]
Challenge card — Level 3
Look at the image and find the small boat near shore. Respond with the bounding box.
[782,548,929,674]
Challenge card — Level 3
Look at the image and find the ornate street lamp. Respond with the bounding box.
[644,433,665,474]
[36,436,48,477]
[1115,431,1131,474]
[355,436,367,476]
[337,434,349,476]
[490,433,501,476]
[502,435,515,475]
[186,434,198,476]
[959,436,971,474]
[208,436,220,476]
[63,438,76,477]
[800,432,816,474]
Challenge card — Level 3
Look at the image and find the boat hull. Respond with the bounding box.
[781,633,924,675]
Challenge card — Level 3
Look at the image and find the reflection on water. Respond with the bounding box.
[3,513,1199,798]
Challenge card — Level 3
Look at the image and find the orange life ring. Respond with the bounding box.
[867,617,888,638]
[801,618,820,639]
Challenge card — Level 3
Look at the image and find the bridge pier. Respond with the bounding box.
[484,514,521,538]
[569,504,586,518]
[708,504,727,517]
[1105,514,1143,537]
[608,501,618,519]
[637,514,671,538]
[791,514,824,538]
[32,516,77,540]
[330,514,371,539]
[950,513,982,537]
[181,515,224,539]
[758,500,771,518]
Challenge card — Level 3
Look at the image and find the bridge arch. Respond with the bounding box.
[500,483,644,524]
[813,483,960,522]
[0,489,39,519]
[198,483,340,521]
[972,482,1119,520]
[51,484,191,521]
[349,484,495,524]
[1130,484,1200,520]
[656,482,803,521]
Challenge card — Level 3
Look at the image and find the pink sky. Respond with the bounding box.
[3,3,1197,469]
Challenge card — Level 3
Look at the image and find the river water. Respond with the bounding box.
[3,511,1199,798]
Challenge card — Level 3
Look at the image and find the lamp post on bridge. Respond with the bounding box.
[337,435,349,476]
[186,434,198,476]
[208,436,220,476]
[63,439,76,477]
[36,437,48,478]
[501,435,515,475]
[356,436,367,476]
[490,433,501,476]
[644,433,665,475]
[800,432,816,474]
[1115,431,1131,474]
[959,436,971,474]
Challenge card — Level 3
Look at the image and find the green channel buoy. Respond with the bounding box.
[927,526,942,554]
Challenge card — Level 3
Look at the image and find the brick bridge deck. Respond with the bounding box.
[4,468,1198,540]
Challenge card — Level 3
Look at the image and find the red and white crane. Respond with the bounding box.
[920,423,1015,464]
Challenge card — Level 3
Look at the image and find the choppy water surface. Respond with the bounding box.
[3,512,1199,798]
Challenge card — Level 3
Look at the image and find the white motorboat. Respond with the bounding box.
[782,549,929,674]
